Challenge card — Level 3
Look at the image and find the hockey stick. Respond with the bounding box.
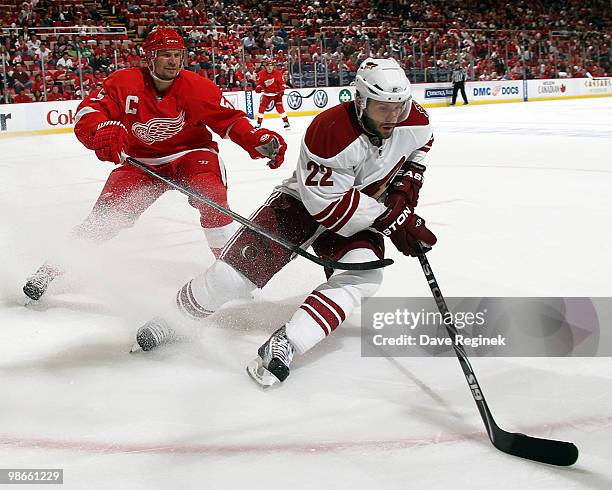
[297,89,317,98]
[414,244,579,466]
[125,157,393,271]
[281,89,317,98]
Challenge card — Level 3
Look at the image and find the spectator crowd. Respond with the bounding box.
[1,0,609,103]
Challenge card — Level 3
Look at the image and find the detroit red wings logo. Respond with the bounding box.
[131,111,186,145]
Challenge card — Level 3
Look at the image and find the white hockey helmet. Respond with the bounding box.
[354,57,412,125]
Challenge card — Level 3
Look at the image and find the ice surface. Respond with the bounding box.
[1,98,611,489]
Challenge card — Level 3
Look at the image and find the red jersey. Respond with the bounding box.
[256,69,286,96]
[14,94,33,104]
[46,92,64,101]
[74,67,249,165]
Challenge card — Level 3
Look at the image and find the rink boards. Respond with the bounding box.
[0,77,610,136]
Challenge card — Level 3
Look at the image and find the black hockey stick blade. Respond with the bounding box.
[125,157,393,271]
[491,428,579,466]
[415,243,578,466]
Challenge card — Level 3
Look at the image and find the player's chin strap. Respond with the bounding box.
[355,109,380,145]
[354,97,412,146]
[147,50,184,84]
[149,68,181,84]
[122,154,393,271]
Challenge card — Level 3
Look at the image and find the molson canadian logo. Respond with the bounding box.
[537,80,567,94]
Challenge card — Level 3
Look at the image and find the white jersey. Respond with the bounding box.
[278,101,433,237]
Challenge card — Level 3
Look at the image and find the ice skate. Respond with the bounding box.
[246,326,296,388]
[254,121,262,129]
[23,264,63,301]
[131,317,177,352]
[283,121,291,130]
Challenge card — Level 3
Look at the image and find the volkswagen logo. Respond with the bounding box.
[265,99,275,112]
[286,91,303,110]
[313,90,328,108]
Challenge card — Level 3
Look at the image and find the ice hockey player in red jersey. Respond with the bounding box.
[255,60,290,129]
[134,57,437,387]
[22,27,287,301]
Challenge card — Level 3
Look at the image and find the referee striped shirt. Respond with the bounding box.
[451,67,467,82]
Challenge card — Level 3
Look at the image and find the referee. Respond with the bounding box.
[450,61,469,106]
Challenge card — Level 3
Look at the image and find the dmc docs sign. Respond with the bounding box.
[470,81,523,100]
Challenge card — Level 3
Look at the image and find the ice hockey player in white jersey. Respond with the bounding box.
[134,57,437,387]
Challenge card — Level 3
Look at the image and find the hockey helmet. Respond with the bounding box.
[354,57,412,130]
[143,27,186,78]
[261,58,274,71]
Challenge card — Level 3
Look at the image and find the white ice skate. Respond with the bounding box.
[246,326,295,388]
[23,264,63,302]
[131,317,177,352]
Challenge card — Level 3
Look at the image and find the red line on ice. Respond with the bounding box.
[0,415,609,455]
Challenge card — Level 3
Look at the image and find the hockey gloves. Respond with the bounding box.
[374,192,437,257]
[389,161,426,209]
[230,119,287,169]
[92,121,128,164]
[252,129,287,169]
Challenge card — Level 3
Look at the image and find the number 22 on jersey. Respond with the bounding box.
[305,162,334,186]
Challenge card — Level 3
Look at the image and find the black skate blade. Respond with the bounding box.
[22,294,46,308]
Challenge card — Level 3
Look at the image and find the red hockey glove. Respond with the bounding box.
[230,119,287,169]
[255,86,262,93]
[389,161,426,209]
[374,192,437,257]
[250,128,286,169]
[92,121,128,164]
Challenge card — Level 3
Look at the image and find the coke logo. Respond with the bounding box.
[46,109,76,126]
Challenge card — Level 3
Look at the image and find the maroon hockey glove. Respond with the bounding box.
[231,119,287,169]
[389,161,426,209]
[92,121,128,164]
[255,86,263,93]
[374,192,437,257]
